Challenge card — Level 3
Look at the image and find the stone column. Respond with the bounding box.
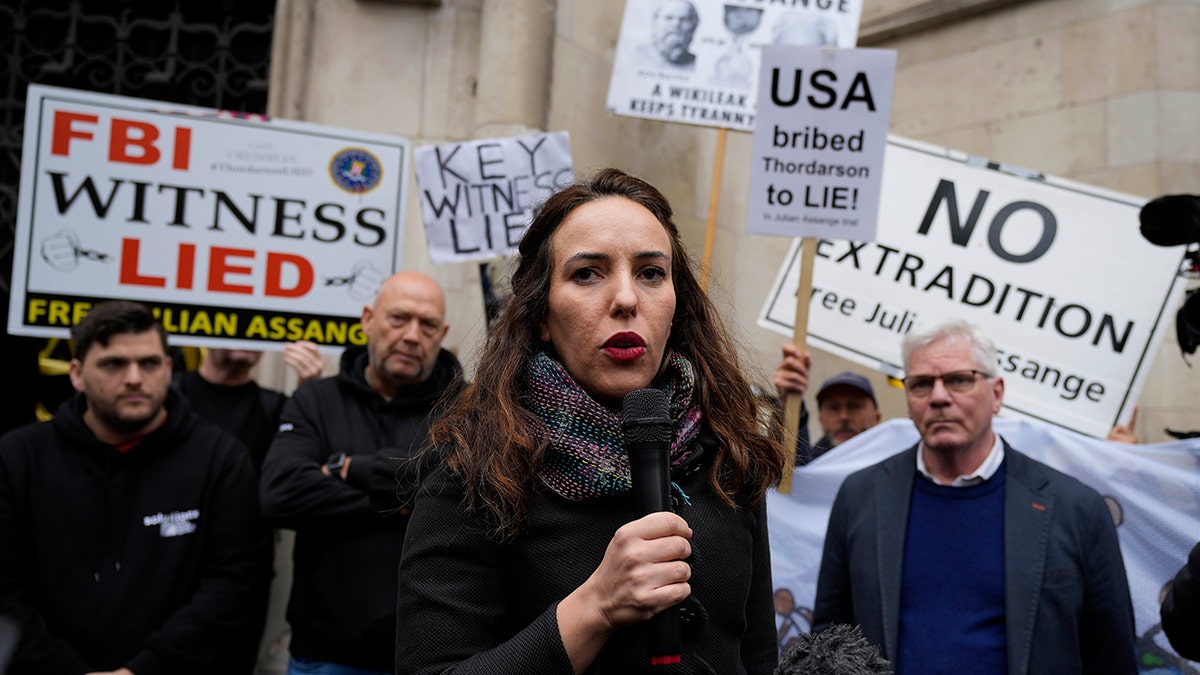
[473,0,556,138]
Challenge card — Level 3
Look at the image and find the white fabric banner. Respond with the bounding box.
[767,416,1200,671]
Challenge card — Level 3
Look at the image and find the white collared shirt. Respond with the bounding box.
[917,434,1005,487]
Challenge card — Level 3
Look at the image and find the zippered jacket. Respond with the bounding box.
[259,345,462,671]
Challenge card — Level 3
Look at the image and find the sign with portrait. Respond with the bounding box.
[747,45,895,240]
[10,85,412,347]
[415,131,573,264]
[757,136,1187,438]
[606,0,864,131]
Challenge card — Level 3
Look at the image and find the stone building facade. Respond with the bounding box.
[260,0,1200,442]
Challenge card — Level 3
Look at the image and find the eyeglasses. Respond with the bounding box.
[902,370,992,397]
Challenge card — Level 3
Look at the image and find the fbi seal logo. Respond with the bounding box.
[329,148,383,194]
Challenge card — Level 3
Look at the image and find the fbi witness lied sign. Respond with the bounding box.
[10,85,411,347]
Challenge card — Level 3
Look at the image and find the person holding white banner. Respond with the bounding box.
[812,318,1137,674]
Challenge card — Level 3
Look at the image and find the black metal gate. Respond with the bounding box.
[0,0,275,432]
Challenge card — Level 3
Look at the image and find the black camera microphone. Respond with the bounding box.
[621,388,683,667]
[775,624,892,675]
[1139,194,1200,247]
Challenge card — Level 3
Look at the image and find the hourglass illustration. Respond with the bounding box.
[711,5,763,91]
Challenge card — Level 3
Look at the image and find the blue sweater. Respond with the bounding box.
[896,463,1007,675]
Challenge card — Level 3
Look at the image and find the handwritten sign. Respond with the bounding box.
[415,131,572,264]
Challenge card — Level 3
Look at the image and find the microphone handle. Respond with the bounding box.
[627,439,683,666]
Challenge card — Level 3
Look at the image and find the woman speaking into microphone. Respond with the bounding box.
[397,168,787,674]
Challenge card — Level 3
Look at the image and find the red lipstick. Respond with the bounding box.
[603,332,646,362]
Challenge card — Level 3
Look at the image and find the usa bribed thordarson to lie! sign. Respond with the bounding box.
[758,136,1188,438]
[10,85,411,348]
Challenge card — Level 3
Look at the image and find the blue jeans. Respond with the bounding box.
[287,655,391,675]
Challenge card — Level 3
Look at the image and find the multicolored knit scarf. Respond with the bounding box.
[525,350,704,502]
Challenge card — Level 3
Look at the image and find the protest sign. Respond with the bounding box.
[606,0,862,131]
[758,136,1187,438]
[747,45,894,240]
[10,85,411,348]
[767,417,1200,669]
[415,131,572,264]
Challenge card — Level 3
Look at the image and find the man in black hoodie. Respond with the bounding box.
[0,301,271,675]
[259,271,462,675]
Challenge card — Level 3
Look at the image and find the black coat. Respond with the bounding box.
[259,345,462,671]
[1162,540,1200,661]
[396,433,778,674]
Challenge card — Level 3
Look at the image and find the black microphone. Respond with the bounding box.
[621,388,682,667]
[1139,194,1200,247]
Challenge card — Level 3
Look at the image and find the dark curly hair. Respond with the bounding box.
[430,168,786,539]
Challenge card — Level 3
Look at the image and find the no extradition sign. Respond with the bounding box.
[758,136,1187,438]
[747,45,894,241]
[10,85,411,348]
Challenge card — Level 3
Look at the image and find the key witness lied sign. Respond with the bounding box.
[747,45,895,241]
[415,131,573,264]
[10,85,411,347]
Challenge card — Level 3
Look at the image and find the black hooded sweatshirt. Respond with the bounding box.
[259,345,462,671]
[0,391,271,675]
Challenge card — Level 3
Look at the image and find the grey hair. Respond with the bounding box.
[900,317,997,375]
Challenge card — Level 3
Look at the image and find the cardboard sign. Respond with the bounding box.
[415,131,573,264]
[758,136,1187,437]
[747,46,894,241]
[10,85,411,347]
[606,0,863,131]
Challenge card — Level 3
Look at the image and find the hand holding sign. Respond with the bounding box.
[40,230,110,272]
[747,46,894,492]
[283,340,325,386]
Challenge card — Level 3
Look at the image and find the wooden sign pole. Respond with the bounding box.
[699,127,728,292]
[778,237,816,494]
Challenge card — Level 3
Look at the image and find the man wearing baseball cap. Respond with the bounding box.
[813,372,881,454]
[773,344,881,464]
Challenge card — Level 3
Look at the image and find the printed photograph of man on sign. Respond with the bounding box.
[636,0,700,72]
